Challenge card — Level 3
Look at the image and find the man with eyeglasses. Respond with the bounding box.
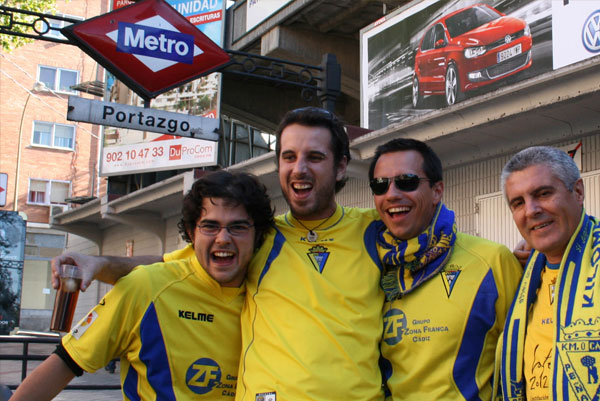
[369,138,522,400]
[13,171,274,400]
[51,107,386,401]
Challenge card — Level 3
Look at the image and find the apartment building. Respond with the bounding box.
[0,0,108,330]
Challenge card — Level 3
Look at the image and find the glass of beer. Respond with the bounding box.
[50,264,83,332]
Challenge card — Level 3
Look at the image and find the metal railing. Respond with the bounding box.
[0,334,120,391]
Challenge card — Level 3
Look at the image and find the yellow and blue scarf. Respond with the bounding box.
[501,212,600,401]
[377,203,456,301]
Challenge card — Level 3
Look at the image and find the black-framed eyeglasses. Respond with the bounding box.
[197,223,254,236]
[369,174,431,195]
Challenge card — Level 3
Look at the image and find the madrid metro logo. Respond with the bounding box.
[61,0,231,99]
[582,9,600,53]
[186,357,221,394]
[109,17,203,72]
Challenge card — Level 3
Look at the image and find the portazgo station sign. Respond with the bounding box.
[61,0,231,99]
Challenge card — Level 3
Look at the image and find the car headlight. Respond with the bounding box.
[524,24,531,37]
[464,46,487,59]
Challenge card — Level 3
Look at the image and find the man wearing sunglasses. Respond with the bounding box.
[369,138,522,400]
[14,171,274,400]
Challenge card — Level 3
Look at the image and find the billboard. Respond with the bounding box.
[552,1,600,69]
[246,0,293,31]
[361,0,555,130]
[101,0,225,176]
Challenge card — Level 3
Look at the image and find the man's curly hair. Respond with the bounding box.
[177,171,275,249]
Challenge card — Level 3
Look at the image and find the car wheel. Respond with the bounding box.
[445,63,462,107]
[412,75,422,109]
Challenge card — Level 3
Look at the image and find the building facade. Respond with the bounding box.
[0,0,108,330]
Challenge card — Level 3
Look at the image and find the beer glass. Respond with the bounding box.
[50,264,82,332]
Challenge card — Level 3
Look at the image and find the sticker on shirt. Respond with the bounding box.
[556,318,600,401]
[307,245,330,273]
[71,311,98,339]
[256,392,276,401]
[186,358,223,395]
[383,308,449,346]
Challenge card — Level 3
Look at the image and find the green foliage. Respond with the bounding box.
[0,0,59,51]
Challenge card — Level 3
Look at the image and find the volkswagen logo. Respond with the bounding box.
[505,34,512,44]
[582,9,600,53]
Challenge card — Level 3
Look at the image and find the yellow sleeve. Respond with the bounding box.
[163,244,194,262]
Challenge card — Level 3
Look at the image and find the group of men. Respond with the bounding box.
[12,107,598,401]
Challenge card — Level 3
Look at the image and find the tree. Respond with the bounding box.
[0,0,58,51]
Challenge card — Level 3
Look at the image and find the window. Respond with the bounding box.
[41,14,82,39]
[28,179,70,206]
[38,65,79,93]
[219,119,276,167]
[32,122,75,149]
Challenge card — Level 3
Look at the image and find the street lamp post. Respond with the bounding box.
[13,81,45,211]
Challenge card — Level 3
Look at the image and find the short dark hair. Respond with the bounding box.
[275,107,351,193]
[368,138,443,185]
[177,171,274,248]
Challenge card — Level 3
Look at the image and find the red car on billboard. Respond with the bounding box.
[412,3,532,108]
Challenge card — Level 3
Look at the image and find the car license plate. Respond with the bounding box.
[497,43,522,63]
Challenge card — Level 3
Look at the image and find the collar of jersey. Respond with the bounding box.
[284,204,345,232]
[190,254,246,302]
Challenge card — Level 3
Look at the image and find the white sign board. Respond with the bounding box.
[552,1,600,70]
[67,97,219,141]
[246,0,292,31]
[101,135,217,176]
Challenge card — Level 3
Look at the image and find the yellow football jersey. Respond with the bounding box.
[62,256,244,400]
[380,233,522,401]
[236,206,386,401]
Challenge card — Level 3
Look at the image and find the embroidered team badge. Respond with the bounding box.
[557,318,600,400]
[441,269,461,298]
[307,245,330,273]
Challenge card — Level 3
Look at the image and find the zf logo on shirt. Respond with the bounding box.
[383,308,407,346]
[186,358,221,394]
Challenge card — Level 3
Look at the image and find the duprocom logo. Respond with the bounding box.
[582,9,600,53]
[169,144,182,160]
[186,358,221,394]
[383,308,407,346]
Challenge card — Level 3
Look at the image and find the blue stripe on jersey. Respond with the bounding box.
[257,228,285,288]
[139,302,176,401]
[123,364,140,401]
[378,345,392,398]
[364,220,385,274]
[453,269,497,401]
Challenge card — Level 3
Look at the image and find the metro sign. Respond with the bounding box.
[61,0,231,99]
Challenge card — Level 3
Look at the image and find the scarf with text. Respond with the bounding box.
[501,212,600,401]
[377,203,456,301]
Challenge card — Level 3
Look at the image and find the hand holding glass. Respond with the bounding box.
[50,264,82,332]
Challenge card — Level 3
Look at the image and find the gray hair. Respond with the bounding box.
[501,146,580,196]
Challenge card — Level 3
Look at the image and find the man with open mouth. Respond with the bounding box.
[12,171,274,400]
[369,138,522,400]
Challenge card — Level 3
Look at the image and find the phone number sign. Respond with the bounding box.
[61,0,231,99]
[101,137,217,176]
